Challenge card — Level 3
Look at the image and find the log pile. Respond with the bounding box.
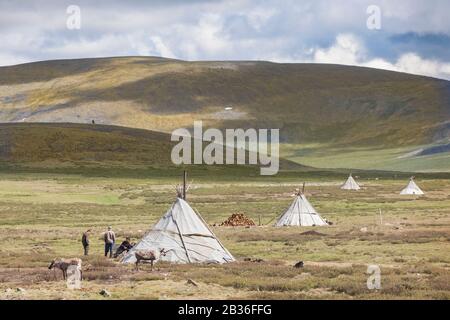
[220,213,256,227]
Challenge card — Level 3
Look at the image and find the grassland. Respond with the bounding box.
[0,171,448,300]
[282,143,450,172]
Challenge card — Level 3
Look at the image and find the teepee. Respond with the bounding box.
[400,177,424,195]
[341,174,361,190]
[275,187,328,227]
[122,177,234,264]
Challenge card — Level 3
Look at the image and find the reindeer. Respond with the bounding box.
[134,248,168,271]
[48,258,82,280]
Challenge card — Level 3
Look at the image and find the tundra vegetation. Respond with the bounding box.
[0,58,449,299]
[0,170,448,300]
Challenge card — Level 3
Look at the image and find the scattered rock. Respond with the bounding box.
[16,287,26,293]
[294,261,304,268]
[99,289,111,297]
[186,279,198,287]
[360,227,368,233]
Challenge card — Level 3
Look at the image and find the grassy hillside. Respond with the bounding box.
[0,123,311,179]
[0,123,173,165]
[282,143,450,173]
[0,57,449,171]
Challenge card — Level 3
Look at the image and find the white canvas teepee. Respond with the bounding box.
[122,197,235,264]
[400,178,424,195]
[275,192,328,227]
[341,174,361,190]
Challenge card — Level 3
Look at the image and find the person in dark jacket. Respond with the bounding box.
[81,229,91,256]
[114,237,134,258]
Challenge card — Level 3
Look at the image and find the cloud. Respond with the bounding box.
[313,34,364,65]
[310,33,450,79]
[394,53,450,79]
[0,0,449,80]
[150,36,176,59]
[0,53,29,66]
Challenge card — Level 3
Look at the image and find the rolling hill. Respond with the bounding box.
[0,123,305,176]
[0,122,172,165]
[0,57,449,171]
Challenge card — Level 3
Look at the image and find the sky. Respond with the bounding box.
[1,0,450,79]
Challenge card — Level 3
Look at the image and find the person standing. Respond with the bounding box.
[81,229,91,256]
[103,226,116,258]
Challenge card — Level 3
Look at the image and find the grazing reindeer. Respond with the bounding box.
[134,248,168,271]
[48,258,82,280]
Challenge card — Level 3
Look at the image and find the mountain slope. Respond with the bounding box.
[1,57,449,171]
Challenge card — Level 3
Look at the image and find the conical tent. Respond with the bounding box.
[341,174,361,190]
[400,178,424,195]
[275,194,328,227]
[122,197,235,264]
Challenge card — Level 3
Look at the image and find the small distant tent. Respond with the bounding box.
[121,196,235,264]
[400,177,424,195]
[341,174,361,190]
[275,189,328,227]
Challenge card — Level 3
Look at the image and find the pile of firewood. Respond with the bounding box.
[220,213,256,227]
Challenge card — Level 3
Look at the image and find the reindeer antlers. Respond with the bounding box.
[175,184,183,198]
[291,183,306,196]
[175,180,194,198]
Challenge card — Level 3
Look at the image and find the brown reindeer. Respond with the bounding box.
[48,258,82,280]
[134,248,168,271]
